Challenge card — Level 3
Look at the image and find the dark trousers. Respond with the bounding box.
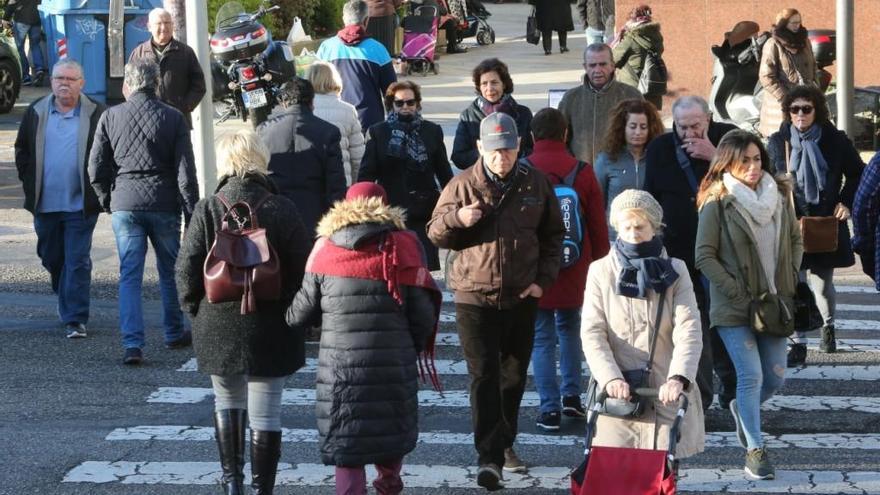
[440,19,460,50]
[541,30,567,52]
[456,298,538,467]
[694,275,737,411]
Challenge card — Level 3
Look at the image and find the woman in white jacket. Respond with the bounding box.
[307,61,366,186]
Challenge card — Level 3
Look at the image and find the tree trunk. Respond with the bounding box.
[164,0,187,44]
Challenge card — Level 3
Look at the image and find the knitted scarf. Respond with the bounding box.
[722,171,779,226]
[789,123,828,205]
[338,24,368,45]
[386,112,429,168]
[772,26,808,52]
[614,237,679,299]
[306,230,443,391]
[477,93,519,120]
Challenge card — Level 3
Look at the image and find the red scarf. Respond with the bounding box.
[306,230,443,391]
[338,25,368,46]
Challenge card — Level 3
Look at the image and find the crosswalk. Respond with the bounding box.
[62,286,880,492]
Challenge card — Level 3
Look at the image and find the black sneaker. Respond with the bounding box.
[165,330,192,350]
[64,323,87,339]
[745,447,775,480]
[123,347,143,365]
[786,343,807,368]
[536,411,561,432]
[476,463,503,491]
[562,396,586,418]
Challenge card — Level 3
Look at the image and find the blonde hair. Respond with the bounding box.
[215,130,270,179]
[307,61,342,95]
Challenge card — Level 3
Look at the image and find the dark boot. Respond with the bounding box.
[214,409,246,495]
[819,325,837,353]
[786,343,807,368]
[251,430,282,494]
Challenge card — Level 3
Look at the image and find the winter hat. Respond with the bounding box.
[346,181,388,204]
[609,189,663,230]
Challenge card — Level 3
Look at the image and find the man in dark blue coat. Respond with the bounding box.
[88,59,199,365]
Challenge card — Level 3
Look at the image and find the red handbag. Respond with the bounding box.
[204,193,281,314]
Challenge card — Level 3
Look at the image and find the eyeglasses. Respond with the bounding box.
[789,105,814,115]
[393,98,417,108]
[52,76,81,82]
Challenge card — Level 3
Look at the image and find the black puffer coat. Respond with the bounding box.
[176,173,311,377]
[286,199,437,466]
[451,98,533,170]
[767,121,864,269]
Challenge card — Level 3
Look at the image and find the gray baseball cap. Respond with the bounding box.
[479,112,519,151]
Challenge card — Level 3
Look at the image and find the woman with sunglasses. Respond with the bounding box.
[358,80,454,270]
[758,8,818,138]
[766,85,864,367]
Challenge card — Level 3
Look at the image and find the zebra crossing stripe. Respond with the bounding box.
[104,426,880,450]
[836,285,878,294]
[146,387,880,413]
[175,357,880,381]
[61,462,880,492]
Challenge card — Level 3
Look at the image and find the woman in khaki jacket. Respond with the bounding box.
[581,189,705,461]
[758,8,818,138]
[695,130,803,481]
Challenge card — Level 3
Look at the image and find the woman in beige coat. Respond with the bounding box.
[758,8,818,138]
[581,189,705,460]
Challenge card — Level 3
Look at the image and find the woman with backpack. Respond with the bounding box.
[611,4,665,109]
[175,129,312,494]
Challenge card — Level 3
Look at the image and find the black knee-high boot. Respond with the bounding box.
[251,430,282,495]
[214,409,247,495]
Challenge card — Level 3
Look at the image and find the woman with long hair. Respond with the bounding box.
[611,4,665,109]
[695,130,803,480]
[594,98,665,239]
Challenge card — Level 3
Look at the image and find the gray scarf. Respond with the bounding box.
[789,124,828,205]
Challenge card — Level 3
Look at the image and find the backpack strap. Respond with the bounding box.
[562,160,586,187]
[216,192,272,231]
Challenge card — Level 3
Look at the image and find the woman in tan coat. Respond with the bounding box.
[758,8,818,138]
[581,189,705,460]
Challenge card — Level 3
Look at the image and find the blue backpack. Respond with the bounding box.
[523,159,587,268]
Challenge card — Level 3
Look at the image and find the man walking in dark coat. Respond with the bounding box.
[4,0,45,85]
[643,95,737,412]
[88,59,200,365]
[129,8,206,128]
[15,59,105,338]
[258,77,347,240]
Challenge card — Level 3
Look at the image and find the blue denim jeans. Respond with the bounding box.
[33,211,99,325]
[111,211,185,349]
[531,308,584,414]
[13,22,44,77]
[717,325,787,449]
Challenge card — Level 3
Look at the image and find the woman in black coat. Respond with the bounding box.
[286,182,440,495]
[358,80,454,270]
[451,58,534,169]
[530,0,574,55]
[767,85,864,365]
[175,130,311,495]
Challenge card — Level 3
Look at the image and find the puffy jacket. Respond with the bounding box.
[15,94,105,217]
[427,159,565,309]
[451,97,533,170]
[129,39,207,129]
[257,105,347,239]
[88,89,199,217]
[312,93,366,185]
[286,199,437,466]
[175,174,311,377]
[612,21,664,109]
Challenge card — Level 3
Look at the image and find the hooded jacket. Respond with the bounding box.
[612,22,664,88]
[286,199,437,466]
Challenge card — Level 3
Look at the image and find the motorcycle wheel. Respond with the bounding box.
[248,106,270,129]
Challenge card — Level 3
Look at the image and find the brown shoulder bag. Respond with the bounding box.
[785,141,839,253]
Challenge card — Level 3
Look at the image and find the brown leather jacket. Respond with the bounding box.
[427,160,564,309]
[129,38,207,128]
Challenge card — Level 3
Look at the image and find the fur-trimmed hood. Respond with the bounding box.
[316,197,407,248]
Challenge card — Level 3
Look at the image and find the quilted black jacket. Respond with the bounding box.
[88,89,199,217]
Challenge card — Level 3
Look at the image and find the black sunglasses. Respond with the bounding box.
[789,105,814,115]
[393,98,417,108]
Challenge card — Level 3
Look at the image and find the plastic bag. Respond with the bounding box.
[287,17,312,45]
[294,48,317,78]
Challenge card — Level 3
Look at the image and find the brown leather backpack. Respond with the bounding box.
[204,193,281,314]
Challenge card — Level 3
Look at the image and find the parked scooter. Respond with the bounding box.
[709,21,836,133]
[210,2,297,128]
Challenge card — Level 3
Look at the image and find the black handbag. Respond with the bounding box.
[794,280,824,331]
[526,7,540,45]
[406,188,441,221]
[586,290,666,418]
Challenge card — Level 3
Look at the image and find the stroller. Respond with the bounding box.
[459,0,495,45]
[570,388,688,495]
[400,4,440,76]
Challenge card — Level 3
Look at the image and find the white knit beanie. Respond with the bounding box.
[609,189,664,230]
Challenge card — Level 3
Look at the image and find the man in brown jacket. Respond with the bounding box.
[129,8,206,128]
[428,113,564,490]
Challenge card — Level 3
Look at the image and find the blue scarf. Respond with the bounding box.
[614,237,679,299]
[789,124,828,205]
[386,112,428,167]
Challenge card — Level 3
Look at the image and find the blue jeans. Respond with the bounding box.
[13,22,44,77]
[33,211,99,325]
[717,325,787,449]
[531,308,584,414]
[111,211,185,349]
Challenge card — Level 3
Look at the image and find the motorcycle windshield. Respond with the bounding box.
[216,2,248,30]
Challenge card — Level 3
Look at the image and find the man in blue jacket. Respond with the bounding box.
[317,0,397,132]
